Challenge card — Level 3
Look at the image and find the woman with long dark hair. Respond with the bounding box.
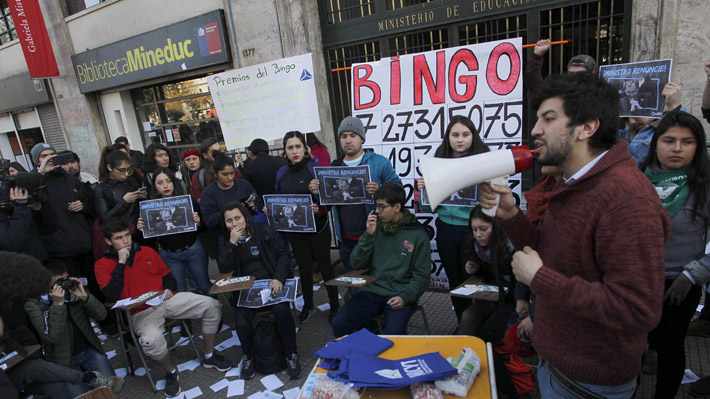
[417,115,490,320]
[275,131,339,323]
[456,206,516,338]
[641,110,710,398]
[305,133,331,167]
[136,167,212,295]
[94,146,146,224]
[142,143,184,190]
[217,202,301,380]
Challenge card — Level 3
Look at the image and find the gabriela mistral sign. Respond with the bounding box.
[8,0,60,78]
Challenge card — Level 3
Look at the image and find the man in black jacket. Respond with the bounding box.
[237,138,285,196]
[114,136,144,170]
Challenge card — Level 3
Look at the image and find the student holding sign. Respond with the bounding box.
[309,117,402,272]
[417,116,490,321]
[136,167,212,296]
[275,131,340,323]
[216,202,300,380]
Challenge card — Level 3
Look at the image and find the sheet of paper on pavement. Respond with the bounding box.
[210,378,229,392]
[683,369,700,384]
[316,303,330,312]
[262,390,283,399]
[177,358,201,372]
[261,374,284,391]
[283,387,301,399]
[183,386,202,399]
[227,380,245,397]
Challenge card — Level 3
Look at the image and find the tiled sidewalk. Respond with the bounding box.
[103,255,710,398]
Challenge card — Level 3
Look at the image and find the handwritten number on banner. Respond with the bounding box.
[388,147,412,177]
[484,101,523,138]
[413,107,446,141]
[449,105,483,134]
[509,179,521,205]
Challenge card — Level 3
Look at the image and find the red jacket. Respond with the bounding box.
[501,141,670,385]
[95,245,172,314]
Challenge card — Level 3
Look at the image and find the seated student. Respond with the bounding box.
[94,218,232,398]
[217,202,301,380]
[456,206,517,340]
[330,183,431,337]
[24,260,117,397]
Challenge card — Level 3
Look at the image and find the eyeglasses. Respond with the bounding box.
[114,167,133,174]
[375,203,395,211]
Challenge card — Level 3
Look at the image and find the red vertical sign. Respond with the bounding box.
[8,0,60,78]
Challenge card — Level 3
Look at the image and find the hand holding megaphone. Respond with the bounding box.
[419,146,533,211]
[478,179,520,220]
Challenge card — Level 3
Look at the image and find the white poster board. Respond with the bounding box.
[350,38,524,289]
[208,53,321,150]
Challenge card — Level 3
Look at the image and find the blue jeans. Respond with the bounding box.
[65,347,115,398]
[159,238,213,295]
[330,290,416,338]
[538,361,636,399]
[338,238,359,271]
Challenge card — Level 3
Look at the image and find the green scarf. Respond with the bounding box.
[380,209,417,235]
[644,166,689,218]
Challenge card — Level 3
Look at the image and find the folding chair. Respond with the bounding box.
[115,308,201,392]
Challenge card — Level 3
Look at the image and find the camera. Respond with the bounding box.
[0,172,48,214]
[54,277,79,299]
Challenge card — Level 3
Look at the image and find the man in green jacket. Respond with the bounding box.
[330,183,431,337]
[25,260,119,397]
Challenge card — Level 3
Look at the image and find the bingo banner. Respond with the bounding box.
[350,38,523,290]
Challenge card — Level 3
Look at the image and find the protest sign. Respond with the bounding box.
[419,184,478,208]
[263,194,316,233]
[599,59,673,118]
[237,278,298,308]
[314,165,373,205]
[207,53,321,150]
[350,38,524,289]
[139,195,195,238]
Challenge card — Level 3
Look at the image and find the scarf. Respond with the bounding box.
[380,209,416,235]
[644,166,689,218]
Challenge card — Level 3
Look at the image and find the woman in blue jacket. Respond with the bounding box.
[417,115,490,321]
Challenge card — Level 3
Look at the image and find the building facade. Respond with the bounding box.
[0,0,707,175]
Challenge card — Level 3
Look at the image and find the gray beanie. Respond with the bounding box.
[30,143,56,165]
[338,116,365,142]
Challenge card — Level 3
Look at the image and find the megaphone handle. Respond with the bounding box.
[482,176,509,218]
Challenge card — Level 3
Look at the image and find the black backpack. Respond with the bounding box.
[253,319,286,374]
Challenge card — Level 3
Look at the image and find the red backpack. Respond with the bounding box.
[494,341,535,395]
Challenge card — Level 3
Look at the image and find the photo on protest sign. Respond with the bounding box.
[263,194,316,233]
[314,165,373,205]
[139,195,195,238]
[418,184,479,208]
[237,278,298,308]
[599,59,673,118]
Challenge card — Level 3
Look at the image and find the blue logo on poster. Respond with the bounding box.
[300,69,313,81]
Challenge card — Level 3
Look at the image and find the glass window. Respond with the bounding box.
[0,0,17,45]
[131,75,221,152]
[65,0,106,16]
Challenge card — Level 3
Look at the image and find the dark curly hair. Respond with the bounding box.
[148,167,186,199]
[0,251,51,302]
[143,143,178,175]
[532,72,619,153]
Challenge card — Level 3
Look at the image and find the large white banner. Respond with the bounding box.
[350,38,524,289]
[208,53,321,150]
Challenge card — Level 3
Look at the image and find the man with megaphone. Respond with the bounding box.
[479,72,670,398]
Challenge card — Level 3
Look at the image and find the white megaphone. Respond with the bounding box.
[419,146,533,215]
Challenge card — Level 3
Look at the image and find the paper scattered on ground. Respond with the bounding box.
[248,392,268,399]
[183,386,203,399]
[226,358,242,377]
[313,285,321,291]
[283,387,301,399]
[261,374,284,391]
[115,368,127,378]
[262,390,283,399]
[156,380,166,390]
[227,380,245,397]
[316,303,331,312]
[210,378,229,392]
[177,358,201,372]
[146,290,168,306]
[172,325,181,333]
[215,331,241,351]
[450,287,475,296]
[294,296,304,312]
[683,369,700,384]
[219,323,230,332]
[105,350,116,359]
[698,304,704,313]
[134,367,147,376]
[175,336,190,347]
[97,334,107,341]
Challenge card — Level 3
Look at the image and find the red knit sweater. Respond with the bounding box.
[500,141,671,385]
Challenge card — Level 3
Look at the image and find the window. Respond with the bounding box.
[0,0,17,45]
[65,0,106,16]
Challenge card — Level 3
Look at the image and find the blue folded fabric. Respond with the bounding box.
[315,328,394,373]
[336,349,458,389]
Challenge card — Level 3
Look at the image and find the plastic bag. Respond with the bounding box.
[434,347,481,397]
[312,375,361,399]
[410,382,444,399]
